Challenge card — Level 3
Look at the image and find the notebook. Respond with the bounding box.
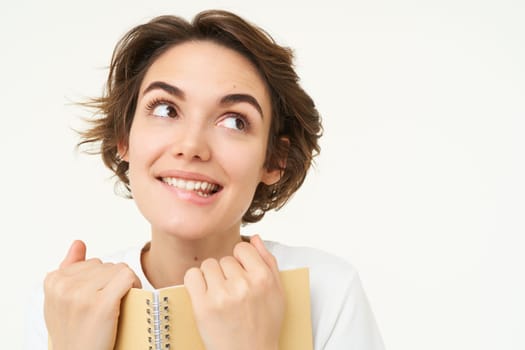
[112,267,313,349]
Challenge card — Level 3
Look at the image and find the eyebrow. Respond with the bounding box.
[143,81,185,99]
[142,81,264,119]
[220,94,263,119]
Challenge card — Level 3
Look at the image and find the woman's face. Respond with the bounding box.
[122,41,279,240]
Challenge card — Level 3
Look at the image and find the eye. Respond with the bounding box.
[219,114,249,131]
[147,100,178,119]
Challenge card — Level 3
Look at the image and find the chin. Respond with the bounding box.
[150,219,224,241]
[142,205,244,242]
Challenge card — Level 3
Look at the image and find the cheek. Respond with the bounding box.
[126,131,164,188]
[218,140,268,183]
[128,125,164,163]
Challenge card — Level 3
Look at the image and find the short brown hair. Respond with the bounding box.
[79,10,322,223]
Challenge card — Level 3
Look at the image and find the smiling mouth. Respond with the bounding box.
[160,177,222,197]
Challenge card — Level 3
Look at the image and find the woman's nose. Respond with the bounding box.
[169,121,211,161]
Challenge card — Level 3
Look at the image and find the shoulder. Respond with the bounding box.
[265,240,385,349]
[265,239,359,322]
[265,239,358,286]
[101,245,142,265]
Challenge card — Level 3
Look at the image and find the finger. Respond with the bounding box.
[184,267,207,298]
[100,264,142,304]
[232,241,267,273]
[219,256,244,280]
[199,258,226,291]
[59,240,86,269]
[59,258,104,276]
[75,263,138,291]
[250,235,279,275]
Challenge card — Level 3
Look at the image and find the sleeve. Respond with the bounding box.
[25,284,49,350]
[321,272,385,350]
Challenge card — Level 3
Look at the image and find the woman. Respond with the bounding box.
[35,10,384,350]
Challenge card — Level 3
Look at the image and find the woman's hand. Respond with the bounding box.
[44,240,141,350]
[184,235,285,350]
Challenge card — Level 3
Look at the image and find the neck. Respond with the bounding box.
[141,228,244,288]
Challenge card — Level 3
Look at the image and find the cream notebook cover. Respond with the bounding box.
[113,268,312,350]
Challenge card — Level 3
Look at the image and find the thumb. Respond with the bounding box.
[59,240,86,269]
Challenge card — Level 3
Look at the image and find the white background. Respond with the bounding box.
[1,0,524,349]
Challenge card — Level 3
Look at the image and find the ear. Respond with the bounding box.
[261,136,289,185]
[261,167,281,186]
[117,140,129,162]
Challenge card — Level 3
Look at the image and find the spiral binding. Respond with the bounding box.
[146,295,171,349]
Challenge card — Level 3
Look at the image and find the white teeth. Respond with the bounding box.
[162,177,219,196]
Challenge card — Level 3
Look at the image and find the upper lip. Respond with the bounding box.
[156,170,222,186]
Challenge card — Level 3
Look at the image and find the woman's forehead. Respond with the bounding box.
[139,41,271,111]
